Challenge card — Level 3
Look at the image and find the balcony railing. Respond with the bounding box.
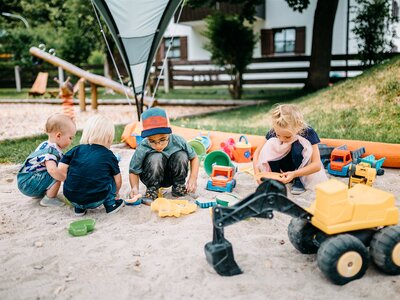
[175,3,265,23]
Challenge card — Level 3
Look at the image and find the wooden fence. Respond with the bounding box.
[152,53,399,89]
[1,53,398,89]
[0,63,104,89]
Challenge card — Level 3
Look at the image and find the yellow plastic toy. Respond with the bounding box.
[306,180,397,234]
[254,171,284,182]
[205,179,400,285]
[150,197,197,217]
[348,162,377,188]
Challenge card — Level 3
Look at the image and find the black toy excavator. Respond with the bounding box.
[204,179,400,285]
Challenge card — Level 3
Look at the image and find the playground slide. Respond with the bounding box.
[122,122,400,168]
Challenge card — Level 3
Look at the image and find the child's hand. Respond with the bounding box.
[129,187,139,198]
[280,171,296,184]
[253,170,262,184]
[186,176,197,193]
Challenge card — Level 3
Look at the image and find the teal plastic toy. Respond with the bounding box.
[196,198,217,208]
[188,139,207,161]
[68,219,96,237]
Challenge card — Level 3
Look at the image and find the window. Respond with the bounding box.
[156,36,187,61]
[274,28,296,53]
[261,27,305,56]
[164,37,181,59]
[393,0,399,18]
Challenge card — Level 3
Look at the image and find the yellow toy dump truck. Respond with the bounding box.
[205,179,400,285]
[348,162,377,188]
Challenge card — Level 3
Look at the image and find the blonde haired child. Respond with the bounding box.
[58,115,124,216]
[253,104,327,194]
[17,114,76,206]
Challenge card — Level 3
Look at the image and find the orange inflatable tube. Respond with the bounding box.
[121,122,400,168]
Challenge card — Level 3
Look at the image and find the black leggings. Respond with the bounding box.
[268,141,304,173]
[139,151,189,189]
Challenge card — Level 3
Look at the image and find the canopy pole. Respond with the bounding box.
[135,93,144,118]
[151,0,186,103]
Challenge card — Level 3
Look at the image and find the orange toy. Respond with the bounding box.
[121,122,400,168]
[121,122,143,148]
[232,135,252,163]
[54,76,75,121]
[210,165,235,187]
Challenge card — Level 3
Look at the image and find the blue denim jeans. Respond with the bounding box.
[17,171,56,198]
[67,182,117,210]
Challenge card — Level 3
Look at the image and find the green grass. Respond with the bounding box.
[172,102,279,136]
[174,56,400,144]
[0,88,126,100]
[156,86,307,100]
[0,125,125,164]
[1,55,400,164]
[0,87,306,102]
[0,88,29,99]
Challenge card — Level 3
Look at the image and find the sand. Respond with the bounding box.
[0,104,399,299]
[0,103,232,141]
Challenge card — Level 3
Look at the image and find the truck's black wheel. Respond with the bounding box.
[370,225,400,275]
[288,218,319,254]
[317,234,369,285]
[377,169,384,176]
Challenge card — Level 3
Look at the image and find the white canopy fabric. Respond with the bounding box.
[92,0,182,97]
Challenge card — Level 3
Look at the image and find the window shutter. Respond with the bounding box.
[295,27,306,54]
[156,39,165,62]
[180,36,188,60]
[260,29,273,56]
[155,49,161,63]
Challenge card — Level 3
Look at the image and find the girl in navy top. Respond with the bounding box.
[253,104,327,194]
[59,115,124,216]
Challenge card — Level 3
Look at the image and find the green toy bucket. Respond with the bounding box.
[204,150,234,176]
[189,139,207,160]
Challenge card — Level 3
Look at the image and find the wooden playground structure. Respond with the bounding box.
[29,46,154,112]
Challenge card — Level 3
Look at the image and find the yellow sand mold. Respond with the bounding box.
[151,197,197,217]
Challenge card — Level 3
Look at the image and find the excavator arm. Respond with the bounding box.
[205,179,312,276]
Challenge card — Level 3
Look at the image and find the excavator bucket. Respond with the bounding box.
[204,240,242,276]
[204,179,312,277]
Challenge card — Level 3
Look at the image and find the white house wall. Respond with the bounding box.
[165,0,399,60]
[266,0,362,55]
[164,20,210,60]
[161,0,398,85]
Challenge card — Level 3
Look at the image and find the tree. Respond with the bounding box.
[0,28,49,66]
[190,0,339,92]
[352,0,397,67]
[285,0,339,91]
[204,13,256,99]
[189,0,259,99]
[57,0,108,64]
[188,0,264,22]
[0,0,105,66]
